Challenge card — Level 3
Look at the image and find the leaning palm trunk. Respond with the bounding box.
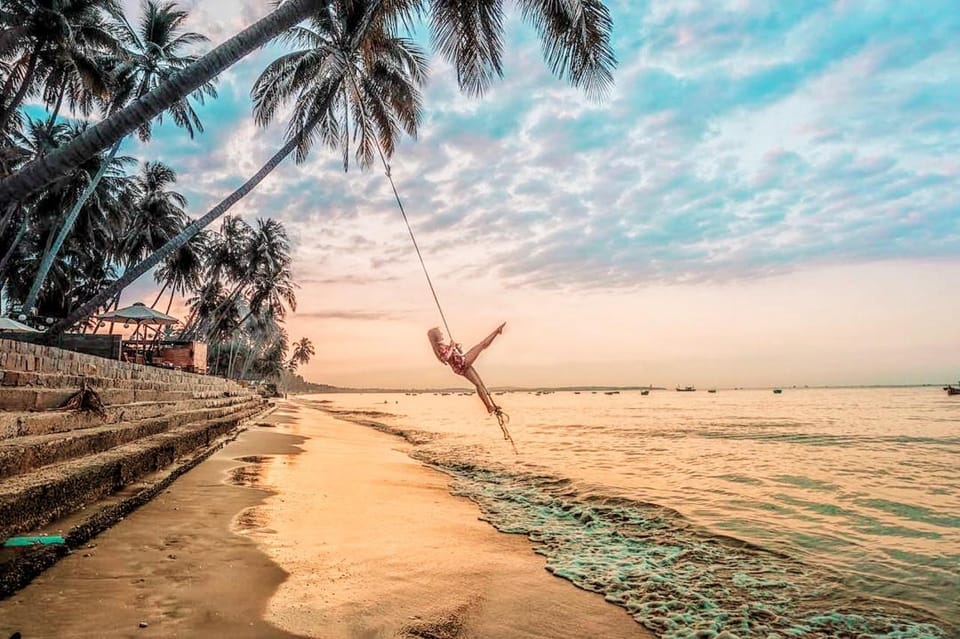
[0,217,29,281]
[22,141,123,313]
[0,206,14,238]
[24,67,157,314]
[50,120,313,334]
[0,0,326,205]
[151,280,170,308]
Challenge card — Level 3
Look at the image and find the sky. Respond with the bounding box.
[103,0,959,389]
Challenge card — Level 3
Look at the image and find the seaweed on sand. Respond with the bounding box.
[57,380,107,419]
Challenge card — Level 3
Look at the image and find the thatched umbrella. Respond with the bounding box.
[0,317,42,333]
[96,302,180,360]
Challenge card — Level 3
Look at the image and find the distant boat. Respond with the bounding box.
[773,389,783,394]
[946,386,960,396]
[573,391,581,395]
[708,389,717,394]
[676,386,696,392]
[604,391,620,395]
[640,390,650,396]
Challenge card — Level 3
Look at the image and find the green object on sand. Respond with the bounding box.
[3,536,66,547]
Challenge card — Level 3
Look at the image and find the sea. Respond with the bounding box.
[310,387,959,638]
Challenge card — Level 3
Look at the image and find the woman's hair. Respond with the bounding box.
[426,327,446,363]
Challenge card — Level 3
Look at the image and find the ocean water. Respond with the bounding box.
[308,388,959,638]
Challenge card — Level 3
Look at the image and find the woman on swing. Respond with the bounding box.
[427,323,506,415]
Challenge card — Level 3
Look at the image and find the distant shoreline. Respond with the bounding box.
[296,383,955,394]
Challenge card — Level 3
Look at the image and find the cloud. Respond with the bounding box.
[99,0,960,299]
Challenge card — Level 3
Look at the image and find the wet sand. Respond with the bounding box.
[0,405,306,639]
[247,398,647,638]
[0,399,648,638]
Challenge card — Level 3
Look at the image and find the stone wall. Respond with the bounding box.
[0,338,244,411]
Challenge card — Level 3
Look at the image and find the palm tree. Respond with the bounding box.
[236,307,285,379]
[2,119,134,317]
[107,1,217,141]
[0,0,119,131]
[51,0,425,332]
[119,161,188,264]
[152,229,208,313]
[254,326,290,380]
[20,1,215,316]
[47,0,616,333]
[1,0,614,203]
[0,117,68,281]
[214,219,298,370]
[289,336,315,370]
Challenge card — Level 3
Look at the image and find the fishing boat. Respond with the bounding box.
[676,386,696,392]
[773,389,783,394]
[604,391,620,395]
[946,386,960,396]
[708,389,717,394]
[640,390,650,396]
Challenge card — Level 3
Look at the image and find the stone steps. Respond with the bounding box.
[0,386,250,412]
[0,338,273,597]
[0,402,265,541]
[0,394,256,440]
[0,414,266,599]
[0,397,265,480]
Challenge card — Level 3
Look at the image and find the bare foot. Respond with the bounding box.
[496,322,506,335]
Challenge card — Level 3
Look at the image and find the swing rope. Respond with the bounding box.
[348,75,515,452]
[373,146,516,452]
[371,140,456,344]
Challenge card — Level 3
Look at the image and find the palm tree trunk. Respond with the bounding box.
[0,0,325,206]
[238,339,264,380]
[0,216,28,282]
[46,85,66,130]
[106,293,122,335]
[211,341,221,376]
[177,304,199,339]
[22,139,123,314]
[0,47,39,132]
[202,283,248,341]
[0,205,14,239]
[227,339,239,379]
[151,280,170,308]
[0,69,18,109]
[50,121,311,335]
[165,288,176,315]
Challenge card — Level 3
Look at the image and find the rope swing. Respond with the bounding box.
[369,137,516,453]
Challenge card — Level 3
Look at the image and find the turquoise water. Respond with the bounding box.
[313,388,959,637]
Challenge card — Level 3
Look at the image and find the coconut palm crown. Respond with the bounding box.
[252,0,429,169]
[0,0,615,204]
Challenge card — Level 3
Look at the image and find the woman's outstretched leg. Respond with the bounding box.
[463,366,497,413]
[462,322,506,369]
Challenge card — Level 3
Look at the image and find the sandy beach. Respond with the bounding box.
[0,399,647,638]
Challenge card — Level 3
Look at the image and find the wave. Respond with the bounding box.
[326,407,952,638]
